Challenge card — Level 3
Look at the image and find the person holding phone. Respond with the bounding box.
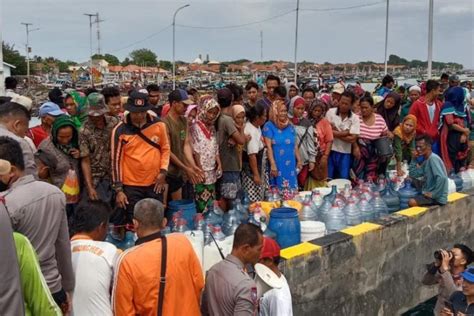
[441,267,474,315]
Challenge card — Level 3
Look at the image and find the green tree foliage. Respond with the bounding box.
[2,42,27,75]
[121,57,132,66]
[91,53,120,65]
[388,54,463,70]
[159,60,172,70]
[129,48,157,66]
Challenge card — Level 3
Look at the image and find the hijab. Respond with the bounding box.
[198,98,220,125]
[393,114,417,144]
[439,86,471,128]
[308,99,327,125]
[288,96,305,119]
[51,115,79,155]
[269,100,289,130]
[376,92,401,131]
[232,104,245,119]
[65,90,88,128]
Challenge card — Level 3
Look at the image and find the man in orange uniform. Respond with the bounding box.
[112,198,204,316]
[110,91,170,224]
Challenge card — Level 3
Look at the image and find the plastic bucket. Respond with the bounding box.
[268,207,301,249]
[167,200,197,228]
[300,221,326,242]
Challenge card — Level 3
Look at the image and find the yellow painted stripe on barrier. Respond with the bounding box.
[281,242,321,260]
[396,206,428,217]
[341,222,383,237]
[448,192,469,203]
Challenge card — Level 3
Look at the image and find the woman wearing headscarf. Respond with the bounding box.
[393,114,417,176]
[376,92,401,134]
[232,104,246,168]
[288,96,316,188]
[184,98,222,213]
[306,100,333,189]
[39,115,81,216]
[439,87,471,173]
[64,90,88,129]
[263,100,302,189]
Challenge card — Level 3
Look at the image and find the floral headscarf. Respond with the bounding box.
[198,98,220,125]
[269,100,289,130]
[393,114,417,144]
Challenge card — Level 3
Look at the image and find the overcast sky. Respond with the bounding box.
[1,0,473,68]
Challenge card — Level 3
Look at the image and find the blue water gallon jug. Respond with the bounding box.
[268,207,301,249]
[118,231,136,250]
[344,201,362,226]
[370,192,388,217]
[449,171,463,192]
[323,185,338,203]
[167,200,197,228]
[381,180,400,213]
[359,198,376,222]
[398,179,419,209]
[325,203,347,233]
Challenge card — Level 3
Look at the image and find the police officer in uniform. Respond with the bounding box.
[202,223,264,316]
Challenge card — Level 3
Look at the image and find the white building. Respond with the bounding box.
[3,62,16,78]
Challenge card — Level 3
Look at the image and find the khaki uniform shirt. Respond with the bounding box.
[202,254,258,316]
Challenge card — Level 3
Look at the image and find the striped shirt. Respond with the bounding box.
[359,114,388,140]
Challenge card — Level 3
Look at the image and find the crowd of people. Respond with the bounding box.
[0,71,473,315]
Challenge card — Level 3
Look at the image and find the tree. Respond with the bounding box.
[129,48,157,66]
[92,53,120,66]
[121,57,132,66]
[159,60,172,71]
[2,42,27,75]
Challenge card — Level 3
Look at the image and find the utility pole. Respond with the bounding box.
[427,0,434,79]
[383,0,390,75]
[173,4,190,90]
[21,22,39,85]
[95,12,105,55]
[294,0,300,84]
[84,13,95,86]
[260,30,263,63]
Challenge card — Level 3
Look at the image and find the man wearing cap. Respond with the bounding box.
[80,93,119,203]
[28,102,65,148]
[111,90,170,224]
[161,89,203,201]
[331,83,345,108]
[443,268,474,315]
[202,223,263,316]
[258,237,293,316]
[449,75,461,89]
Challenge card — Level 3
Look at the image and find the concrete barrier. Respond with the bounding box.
[280,192,474,315]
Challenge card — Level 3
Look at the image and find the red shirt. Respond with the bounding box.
[28,125,49,148]
[409,96,442,141]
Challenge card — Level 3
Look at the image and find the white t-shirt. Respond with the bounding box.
[259,274,293,316]
[244,121,264,155]
[325,107,360,154]
[71,237,120,316]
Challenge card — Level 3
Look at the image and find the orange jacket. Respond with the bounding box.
[111,114,170,187]
[112,233,204,316]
